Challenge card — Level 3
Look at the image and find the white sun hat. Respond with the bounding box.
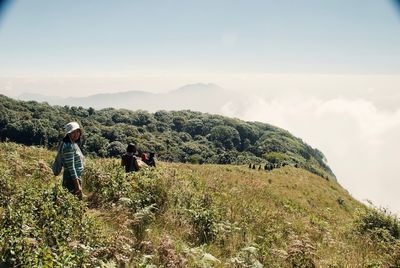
[64,122,81,137]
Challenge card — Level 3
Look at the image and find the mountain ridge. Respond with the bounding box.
[16,83,237,113]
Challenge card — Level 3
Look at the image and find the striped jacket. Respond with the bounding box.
[62,142,84,180]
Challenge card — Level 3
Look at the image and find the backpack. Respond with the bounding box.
[51,142,64,176]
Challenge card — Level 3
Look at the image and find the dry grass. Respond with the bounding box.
[1,142,398,267]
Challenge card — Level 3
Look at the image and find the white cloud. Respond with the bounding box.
[0,80,14,97]
[221,95,400,214]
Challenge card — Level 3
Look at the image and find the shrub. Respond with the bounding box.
[0,184,108,267]
[262,152,290,165]
[186,195,218,244]
[83,160,168,212]
[130,170,168,212]
[188,154,203,164]
[106,141,126,158]
[356,207,400,242]
[0,169,16,207]
[83,160,130,205]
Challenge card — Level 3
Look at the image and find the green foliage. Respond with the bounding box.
[355,207,400,242]
[106,141,126,158]
[187,195,219,244]
[184,118,205,136]
[172,116,186,132]
[0,169,16,207]
[188,154,204,164]
[0,182,107,267]
[209,125,241,149]
[230,246,263,267]
[83,160,129,204]
[130,170,168,212]
[2,142,400,266]
[183,246,221,267]
[83,159,168,214]
[132,204,158,241]
[263,151,290,164]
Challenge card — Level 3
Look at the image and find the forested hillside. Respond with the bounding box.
[1,143,400,267]
[0,95,334,180]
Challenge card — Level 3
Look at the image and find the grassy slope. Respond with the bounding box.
[152,163,370,266]
[0,142,397,267]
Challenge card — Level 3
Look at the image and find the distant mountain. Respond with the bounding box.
[17,83,238,113]
[170,83,223,94]
[62,90,155,110]
[165,83,233,113]
[18,93,62,103]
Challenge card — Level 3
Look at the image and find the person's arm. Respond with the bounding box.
[134,157,140,171]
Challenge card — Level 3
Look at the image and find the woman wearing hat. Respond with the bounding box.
[61,122,84,199]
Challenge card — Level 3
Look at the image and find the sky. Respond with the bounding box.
[1,1,400,213]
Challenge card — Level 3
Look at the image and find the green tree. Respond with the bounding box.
[236,123,259,144]
[154,110,172,123]
[131,110,154,126]
[84,134,109,157]
[106,141,126,158]
[209,125,241,150]
[172,116,187,132]
[184,118,204,136]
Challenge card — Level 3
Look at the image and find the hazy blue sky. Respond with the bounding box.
[1,1,400,214]
[0,0,400,76]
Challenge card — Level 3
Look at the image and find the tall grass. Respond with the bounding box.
[1,142,399,267]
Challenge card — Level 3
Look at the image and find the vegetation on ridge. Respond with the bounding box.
[0,94,334,180]
[1,143,400,267]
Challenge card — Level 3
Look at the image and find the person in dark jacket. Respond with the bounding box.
[121,143,139,173]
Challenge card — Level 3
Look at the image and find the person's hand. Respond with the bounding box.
[74,178,83,200]
[75,188,83,200]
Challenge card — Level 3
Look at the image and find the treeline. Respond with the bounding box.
[0,94,335,179]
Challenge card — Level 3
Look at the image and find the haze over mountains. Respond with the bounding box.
[18,83,238,114]
[16,80,400,113]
